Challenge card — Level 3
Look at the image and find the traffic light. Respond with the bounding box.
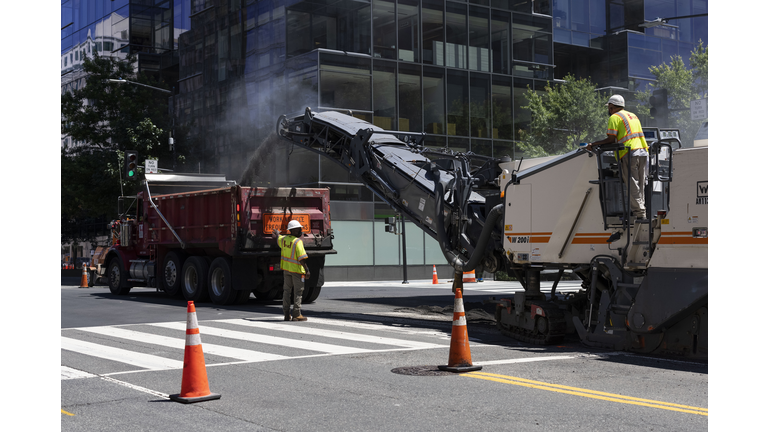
[384,217,397,234]
[124,150,139,181]
[649,88,669,127]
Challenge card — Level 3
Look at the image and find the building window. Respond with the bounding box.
[399,0,420,62]
[423,66,445,135]
[469,6,490,72]
[492,75,513,140]
[445,2,467,69]
[373,60,397,130]
[286,2,371,57]
[319,53,372,112]
[470,73,491,138]
[422,0,443,65]
[447,70,468,136]
[373,0,397,60]
[398,63,422,132]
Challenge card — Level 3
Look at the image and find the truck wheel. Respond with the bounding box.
[234,289,251,304]
[161,251,185,297]
[302,285,321,304]
[87,269,95,287]
[181,256,210,302]
[302,264,324,303]
[255,287,280,301]
[107,259,131,295]
[208,257,237,305]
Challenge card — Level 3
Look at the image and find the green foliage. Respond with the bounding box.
[637,41,708,147]
[61,54,177,243]
[518,74,609,157]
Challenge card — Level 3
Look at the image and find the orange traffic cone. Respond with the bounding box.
[432,265,439,284]
[462,270,476,283]
[170,301,221,404]
[439,273,482,373]
[79,263,89,288]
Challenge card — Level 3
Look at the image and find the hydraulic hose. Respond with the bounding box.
[432,165,503,272]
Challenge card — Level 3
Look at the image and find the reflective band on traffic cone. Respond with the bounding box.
[79,263,89,288]
[462,270,476,283]
[432,265,439,284]
[439,273,482,373]
[170,301,221,404]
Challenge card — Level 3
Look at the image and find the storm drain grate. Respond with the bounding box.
[391,366,457,376]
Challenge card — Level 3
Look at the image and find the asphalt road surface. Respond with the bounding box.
[59,278,711,431]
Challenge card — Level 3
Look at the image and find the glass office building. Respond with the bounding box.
[61,0,708,281]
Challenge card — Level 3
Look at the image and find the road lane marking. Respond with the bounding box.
[291,315,453,339]
[61,366,96,380]
[61,337,182,370]
[61,409,75,416]
[473,355,599,366]
[223,318,444,349]
[99,375,170,399]
[76,326,289,363]
[464,372,708,416]
[150,321,373,355]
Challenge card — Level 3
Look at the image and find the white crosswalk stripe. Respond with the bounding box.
[222,319,443,349]
[61,337,183,370]
[62,317,447,379]
[76,325,289,363]
[150,322,373,355]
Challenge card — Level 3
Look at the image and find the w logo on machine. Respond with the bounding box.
[697,181,707,205]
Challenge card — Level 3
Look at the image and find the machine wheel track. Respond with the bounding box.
[497,302,567,345]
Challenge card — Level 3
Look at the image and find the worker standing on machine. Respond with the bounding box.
[272,220,311,321]
[586,95,649,221]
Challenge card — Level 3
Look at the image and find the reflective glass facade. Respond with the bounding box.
[553,0,708,93]
[61,1,193,84]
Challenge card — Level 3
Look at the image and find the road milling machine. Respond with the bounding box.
[277,108,707,359]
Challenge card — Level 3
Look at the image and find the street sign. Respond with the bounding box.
[145,159,158,174]
[691,99,707,121]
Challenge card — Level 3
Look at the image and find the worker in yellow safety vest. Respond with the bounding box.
[272,220,311,321]
[587,94,650,220]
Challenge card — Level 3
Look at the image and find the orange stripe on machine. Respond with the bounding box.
[658,232,708,245]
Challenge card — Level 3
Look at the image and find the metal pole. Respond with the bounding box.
[400,214,408,284]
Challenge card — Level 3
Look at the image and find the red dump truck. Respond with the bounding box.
[97,173,335,305]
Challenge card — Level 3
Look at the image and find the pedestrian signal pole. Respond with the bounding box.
[400,215,408,284]
[384,216,408,284]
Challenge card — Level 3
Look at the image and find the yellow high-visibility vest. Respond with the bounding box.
[607,110,648,159]
[278,235,308,274]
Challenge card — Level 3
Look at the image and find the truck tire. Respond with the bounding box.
[302,285,321,304]
[234,289,251,304]
[208,257,237,305]
[107,259,131,295]
[255,287,280,301]
[182,256,210,302]
[302,264,324,303]
[161,251,186,297]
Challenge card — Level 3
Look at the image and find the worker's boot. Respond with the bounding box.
[283,310,292,321]
[292,314,308,322]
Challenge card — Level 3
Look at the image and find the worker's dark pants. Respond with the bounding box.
[283,272,304,317]
[621,154,648,218]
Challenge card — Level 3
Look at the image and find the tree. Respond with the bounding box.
[61,54,181,244]
[636,41,708,147]
[518,74,608,157]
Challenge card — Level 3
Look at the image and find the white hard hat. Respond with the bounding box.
[606,95,625,107]
[287,220,302,230]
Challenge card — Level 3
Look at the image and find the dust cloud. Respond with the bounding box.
[238,132,286,187]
